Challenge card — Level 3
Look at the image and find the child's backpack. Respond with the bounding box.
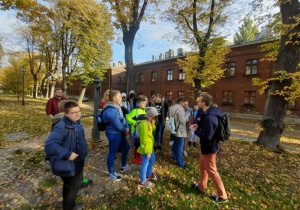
[97,107,112,131]
[167,107,181,135]
[213,114,231,142]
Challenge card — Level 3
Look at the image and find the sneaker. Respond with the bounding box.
[157,146,162,151]
[108,172,122,181]
[139,181,154,188]
[188,141,192,147]
[120,164,131,173]
[191,182,205,195]
[183,150,188,157]
[72,203,85,210]
[146,174,158,180]
[209,195,228,204]
[80,179,93,189]
[193,142,196,147]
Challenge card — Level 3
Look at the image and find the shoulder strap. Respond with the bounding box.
[136,108,139,117]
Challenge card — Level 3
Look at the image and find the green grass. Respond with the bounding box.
[0,94,94,148]
[39,177,57,188]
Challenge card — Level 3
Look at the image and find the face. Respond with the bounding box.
[162,97,165,102]
[113,92,122,105]
[183,101,188,109]
[194,105,199,111]
[122,96,126,101]
[55,90,63,98]
[151,96,156,101]
[197,97,205,109]
[138,101,147,109]
[155,97,162,103]
[65,106,81,122]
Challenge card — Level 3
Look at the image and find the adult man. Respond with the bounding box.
[46,88,68,119]
[169,96,188,169]
[189,94,228,203]
[151,94,168,150]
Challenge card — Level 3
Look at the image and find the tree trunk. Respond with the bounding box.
[46,81,49,99]
[124,36,136,93]
[256,0,300,149]
[193,78,202,100]
[62,63,68,96]
[50,81,55,98]
[33,74,38,98]
[77,87,86,105]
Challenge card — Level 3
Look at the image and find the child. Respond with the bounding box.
[45,101,87,210]
[189,105,199,147]
[126,95,147,165]
[137,107,158,188]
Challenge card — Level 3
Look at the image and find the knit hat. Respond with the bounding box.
[145,107,158,117]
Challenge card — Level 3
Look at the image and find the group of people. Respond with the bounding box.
[44,88,228,210]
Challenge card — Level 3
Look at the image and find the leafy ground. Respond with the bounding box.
[0,94,299,209]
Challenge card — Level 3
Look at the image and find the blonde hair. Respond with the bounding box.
[58,100,68,112]
[103,90,120,102]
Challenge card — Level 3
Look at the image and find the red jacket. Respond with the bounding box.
[46,97,68,116]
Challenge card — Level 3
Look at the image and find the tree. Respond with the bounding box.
[104,0,156,93]
[234,17,259,42]
[253,0,300,149]
[165,0,232,99]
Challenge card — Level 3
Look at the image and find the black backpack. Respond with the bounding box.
[213,114,231,142]
[97,107,111,131]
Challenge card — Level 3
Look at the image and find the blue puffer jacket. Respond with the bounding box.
[195,106,223,154]
[45,116,87,176]
[102,102,129,134]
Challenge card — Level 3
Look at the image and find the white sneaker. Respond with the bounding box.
[169,141,174,146]
[183,150,188,157]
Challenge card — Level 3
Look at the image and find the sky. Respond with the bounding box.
[0,1,279,67]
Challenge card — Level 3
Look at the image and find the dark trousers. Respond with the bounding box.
[61,160,84,210]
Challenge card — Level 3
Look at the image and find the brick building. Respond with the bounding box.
[134,42,299,116]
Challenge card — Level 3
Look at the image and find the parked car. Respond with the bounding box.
[76,95,89,102]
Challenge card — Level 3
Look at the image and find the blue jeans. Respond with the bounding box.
[140,152,155,183]
[172,136,185,167]
[106,132,130,174]
[154,122,162,146]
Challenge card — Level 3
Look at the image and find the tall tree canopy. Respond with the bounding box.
[234,17,259,42]
[165,0,232,99]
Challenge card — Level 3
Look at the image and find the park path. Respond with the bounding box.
[0,119,299,208]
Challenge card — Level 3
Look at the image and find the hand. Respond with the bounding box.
[68,152,78,161]
[147,154,151,159]
[189,124,198,131]
[48,114,53,119]
[151,119,156,125]
[126,128,129,133]
[197,118,201,121]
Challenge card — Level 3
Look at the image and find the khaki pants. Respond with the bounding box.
[198,153,227,199]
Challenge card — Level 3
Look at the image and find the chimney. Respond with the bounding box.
[159,53,165,60]
[118,61,123,66]
[112,63,117,67]
[169,49,174,57]
[177,48,185,56]
[152,55,156,61]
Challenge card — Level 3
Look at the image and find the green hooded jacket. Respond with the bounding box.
[137,120,156,155]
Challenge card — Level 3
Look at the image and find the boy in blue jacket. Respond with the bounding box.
[45,101,87,210]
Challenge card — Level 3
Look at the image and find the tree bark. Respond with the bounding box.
[77,87,86,105]
[256,0,300,149]
[124,35,136,93]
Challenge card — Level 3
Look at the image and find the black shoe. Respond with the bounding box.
[157,146,162,151]
[193,142,196,147]
[209,195,228,204]
[80,179,93,189]
[188,141,192,147]
[191,182,205,195]
[72,203,85,210]
[180,165,188,170]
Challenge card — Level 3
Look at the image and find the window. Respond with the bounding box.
[223,91,233,105]
[224,62,235,77]
[244,91,256,106]
[167,70,173,81]
[245,59,258,75]
[116,76,121,84]
[166,91,173,100]
[178,91,184,97]
[139,73,144,83]
[151,71,157,82]
[179,69,185,80]
[288,99,296,109]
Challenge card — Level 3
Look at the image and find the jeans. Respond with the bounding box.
[172,136,185,167]
[61,160,84,210]
[198,153,227,199]
[154,122,162,146]
[106,132,130,174]
[140,152,155,183]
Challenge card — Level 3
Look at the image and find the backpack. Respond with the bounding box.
[213,114,231,142]
[97,107,112,131]
[167,107,181,135]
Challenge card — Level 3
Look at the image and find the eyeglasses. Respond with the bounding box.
[69,111,81,116]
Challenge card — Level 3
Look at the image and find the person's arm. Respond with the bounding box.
[105,109,127,133]
[46,99,53,119]
[194,116,218,141]
[178,108,188,124]
[126,109,137,126]
[44,124,73,160]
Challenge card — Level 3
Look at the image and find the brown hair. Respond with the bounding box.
[175,96,186,104]
[156,93,162,98]
[58,100,68,112]
[103,90,120,102]
[199,94,213,106]
[137,95,148,103]
[63,101,79,113]
[55,88,62,92]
